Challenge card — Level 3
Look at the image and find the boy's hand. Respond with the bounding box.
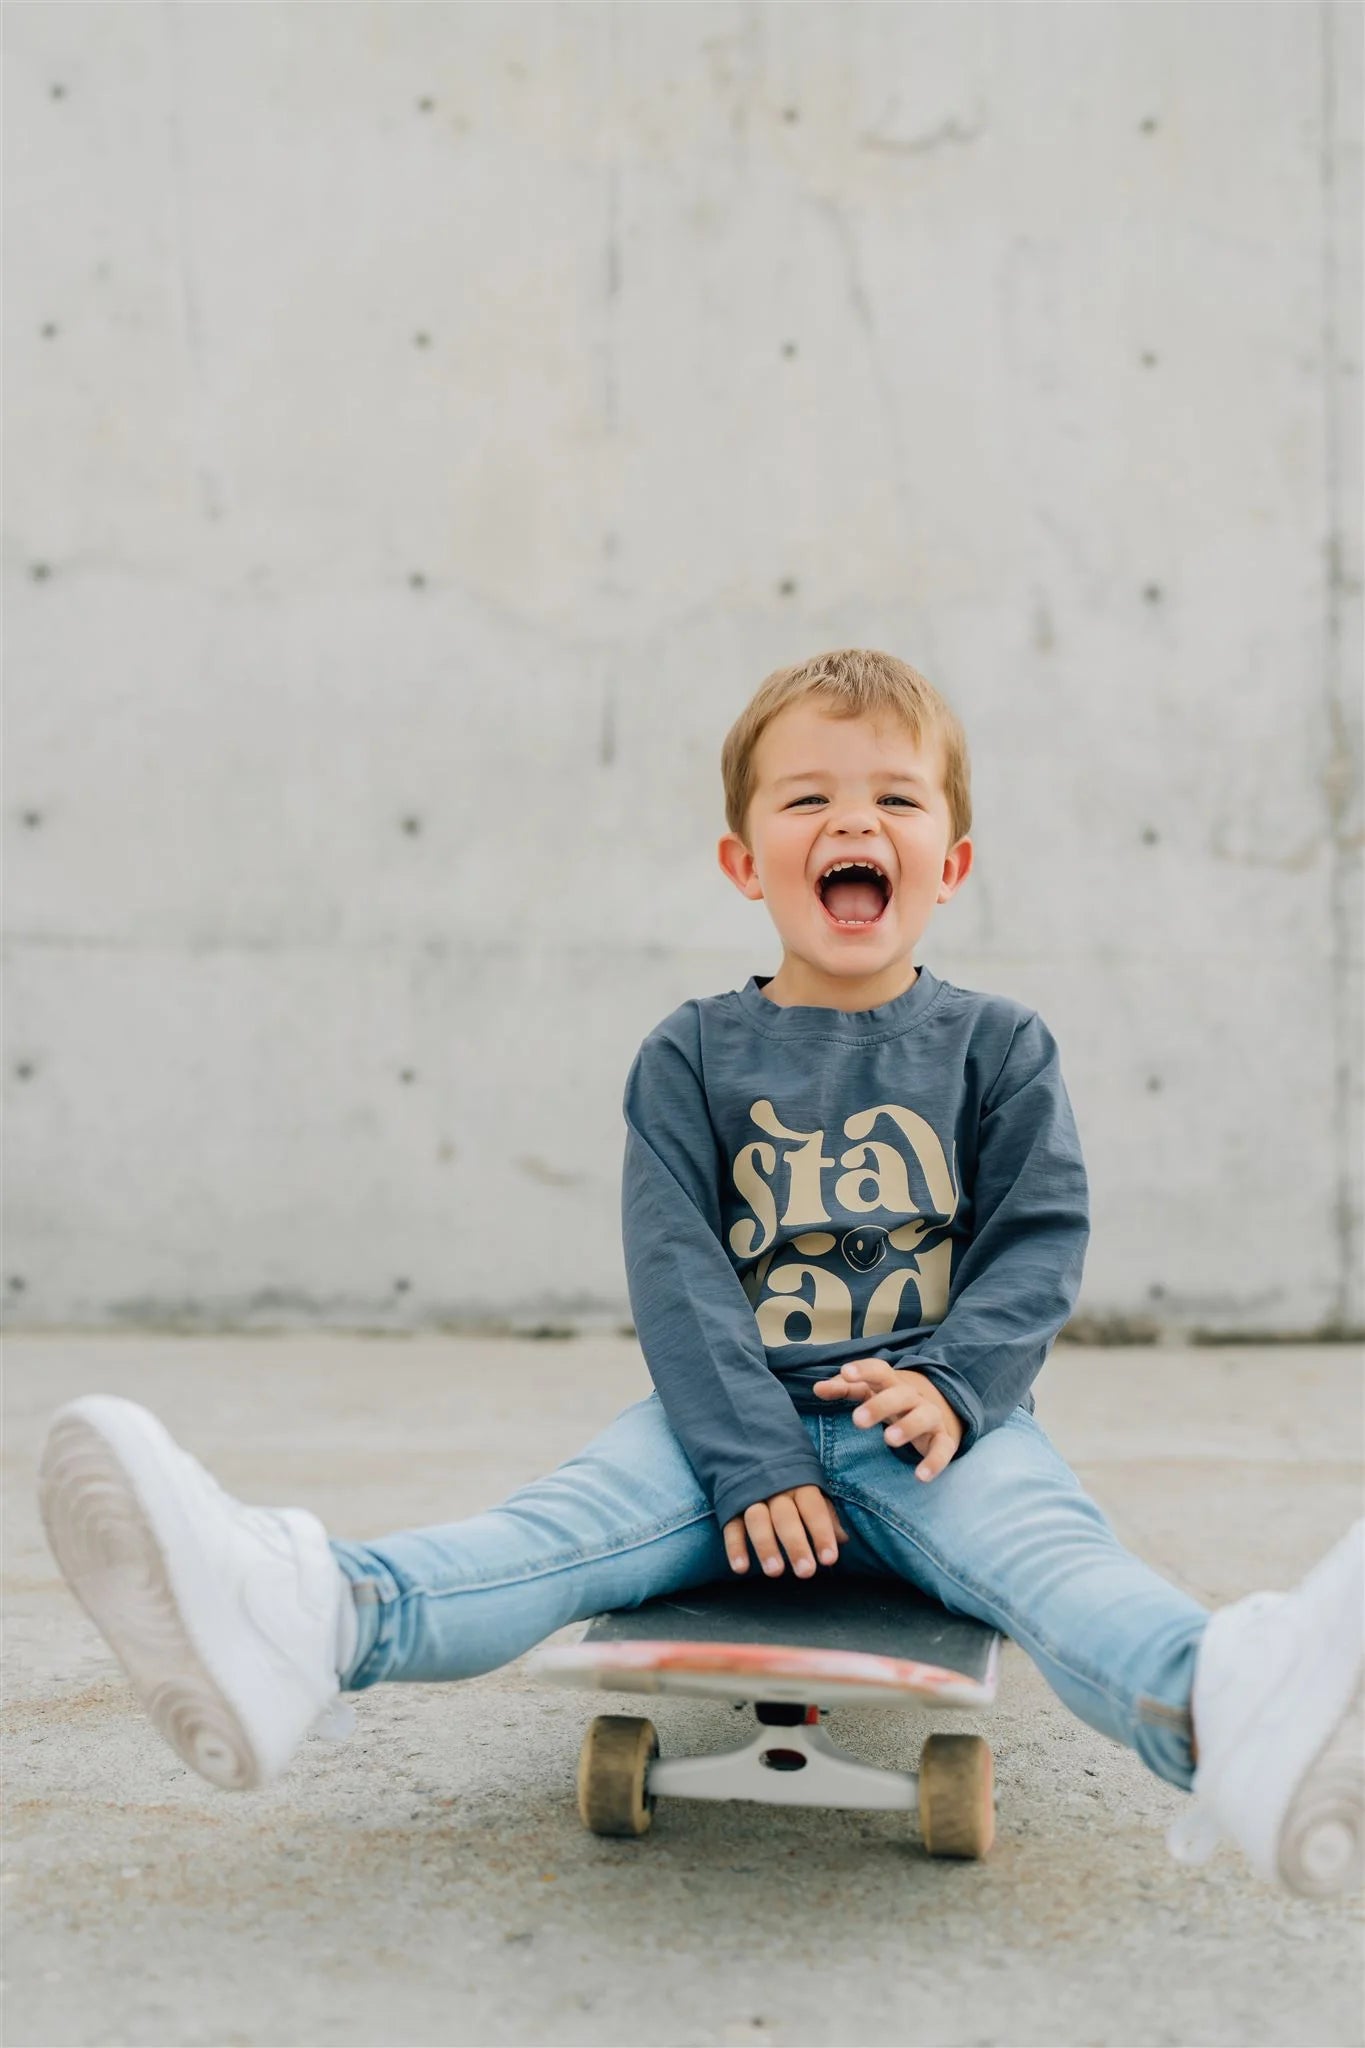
[722,1485,851,1578]
[812,1359,964,1483]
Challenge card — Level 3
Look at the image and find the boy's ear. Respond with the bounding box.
[717,832,764,900]
[937,837,974,903]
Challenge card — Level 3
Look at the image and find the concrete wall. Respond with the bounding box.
[4,2,1361,1338]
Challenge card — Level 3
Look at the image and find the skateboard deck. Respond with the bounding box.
[530,1570,1000,1708]
[528,1575,1003,1856]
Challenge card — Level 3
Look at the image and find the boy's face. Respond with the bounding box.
[717,701,973,1009]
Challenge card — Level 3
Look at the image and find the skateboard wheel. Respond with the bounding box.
[576,1715,659,1838]
[918,1733,995,1859]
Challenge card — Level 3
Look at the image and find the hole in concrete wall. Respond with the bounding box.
[1142,583,1162,603]
[413,332,431,348]
[1140,117,1158,134]
[1141,351,1157,367]
[1141,826,1159,845]
[21,810,43,829]
[417,97,435,112]
[401,816,422,836]
[30,564,51,582]
[781,106,799,123]
[50,83,67,99]
[41,323,58,339]
[14,1062,36,1080]
[399,1068,416,1084]
[600,686,616,767]
[8,1277,26,1293]
[778,577,797,597]
[1146,1075,1162,1091]
[409,572,426,590]
[781,341,798,357]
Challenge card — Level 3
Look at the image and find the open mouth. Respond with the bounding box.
[815,861,893,930]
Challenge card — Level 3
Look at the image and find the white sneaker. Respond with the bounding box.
[37,1394,357,1791]
[1167,1519,1364,1897]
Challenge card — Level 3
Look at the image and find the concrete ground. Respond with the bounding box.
[4,1334,1363,2048]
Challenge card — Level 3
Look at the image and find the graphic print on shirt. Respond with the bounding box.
[727,1098,960,1347]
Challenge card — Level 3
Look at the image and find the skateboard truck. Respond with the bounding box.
[529,1576,1000,1858]
[651,1697,929,1812]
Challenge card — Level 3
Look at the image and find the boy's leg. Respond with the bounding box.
[825,1403,1364,1896]
[332,1391,735,1689]
[825,1402,1207,1789]
[38,1388,737,1791]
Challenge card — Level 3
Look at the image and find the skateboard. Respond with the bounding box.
[526,1572,1002,1858]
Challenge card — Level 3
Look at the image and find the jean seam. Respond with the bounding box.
[1134,1690,1195,1732]
[835,1486,1149,1732]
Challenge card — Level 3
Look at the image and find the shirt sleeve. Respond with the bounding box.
[875,1009,1090,1461]
[621,1028,828,1530]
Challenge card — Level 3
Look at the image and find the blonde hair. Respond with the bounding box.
[721,648,972,848]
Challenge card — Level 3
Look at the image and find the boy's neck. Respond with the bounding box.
[760,957,921,1012]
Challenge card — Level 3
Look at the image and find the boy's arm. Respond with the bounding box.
[621,1030,827,1531]
[874,1010,1090,1458]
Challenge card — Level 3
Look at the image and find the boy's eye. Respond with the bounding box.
[787,795,918,809]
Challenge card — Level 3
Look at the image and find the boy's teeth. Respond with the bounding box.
[821,870,888,924]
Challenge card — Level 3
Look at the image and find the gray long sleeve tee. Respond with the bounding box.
[620,962,1090,1531]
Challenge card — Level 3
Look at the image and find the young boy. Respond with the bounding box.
[37,648,1363,1898]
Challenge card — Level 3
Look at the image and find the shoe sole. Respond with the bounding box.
[1278,1671,1364,1897]
[38,1405,263,1791]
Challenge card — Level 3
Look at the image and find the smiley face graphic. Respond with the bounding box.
[839,1225,890,1272]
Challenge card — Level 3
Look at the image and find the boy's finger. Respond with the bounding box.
[789,1490,843,1564]
[913,1431,955,1482]
[852,1387,914,1426]
[842,1358,893,1386]
[883,1402,942,1445]
[742,1501,784,1575]
[721,1515,750,1571]
[799,1495,843,1567]
[769,1495,816,1577]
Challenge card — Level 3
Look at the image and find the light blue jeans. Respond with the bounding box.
[330,1392,1208,1790]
